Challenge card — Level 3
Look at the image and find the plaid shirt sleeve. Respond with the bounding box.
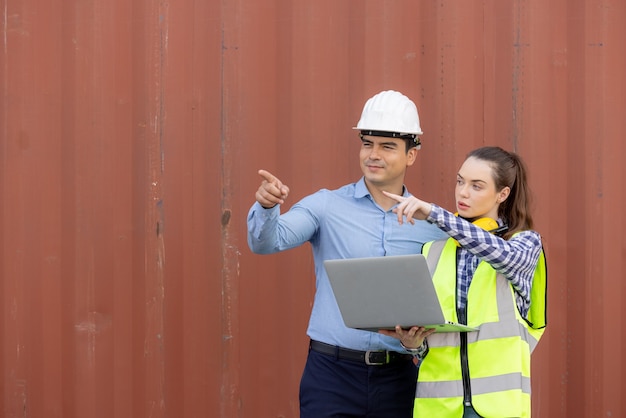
[426,204,543,316]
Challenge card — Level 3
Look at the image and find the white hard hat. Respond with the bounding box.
[353,90,423,146]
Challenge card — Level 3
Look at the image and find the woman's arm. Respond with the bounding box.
[427,204,542,303]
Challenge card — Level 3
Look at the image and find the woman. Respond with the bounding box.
[380,146,547,418]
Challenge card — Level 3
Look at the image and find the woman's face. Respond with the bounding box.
[455,156,509,221]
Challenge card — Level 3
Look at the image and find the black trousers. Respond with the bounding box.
[299,347,417,418]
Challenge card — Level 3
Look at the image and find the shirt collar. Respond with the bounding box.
[354,177,409,199]
[354,177,370,199]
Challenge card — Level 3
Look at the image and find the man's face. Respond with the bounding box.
[359,135,417,189]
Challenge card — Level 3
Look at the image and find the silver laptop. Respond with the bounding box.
[324,254,478,333]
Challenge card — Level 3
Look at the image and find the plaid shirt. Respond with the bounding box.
[426,204,543,319]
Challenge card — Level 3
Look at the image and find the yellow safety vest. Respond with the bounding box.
[414,239,547,418]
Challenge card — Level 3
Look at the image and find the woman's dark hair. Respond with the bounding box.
[467,146,534,239]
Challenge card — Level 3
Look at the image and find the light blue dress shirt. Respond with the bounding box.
[247,177,447,352]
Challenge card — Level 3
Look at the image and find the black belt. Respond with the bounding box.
[309,340,412,366]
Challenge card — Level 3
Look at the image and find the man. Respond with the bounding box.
[247,90,446,417]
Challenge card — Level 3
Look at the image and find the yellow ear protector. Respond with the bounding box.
[454,213,508,246]
[471,217,499,231]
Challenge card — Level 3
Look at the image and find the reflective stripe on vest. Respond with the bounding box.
[414,239,547,418]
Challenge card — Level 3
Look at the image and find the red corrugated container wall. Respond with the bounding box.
[1,1,624,417]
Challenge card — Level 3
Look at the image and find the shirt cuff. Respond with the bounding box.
[426,203,444,225]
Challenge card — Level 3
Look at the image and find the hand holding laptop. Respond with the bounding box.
[379,325,436,349]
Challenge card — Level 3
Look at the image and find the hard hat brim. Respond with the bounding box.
[352,127,423,136]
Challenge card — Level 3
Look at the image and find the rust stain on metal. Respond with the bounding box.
[221,209,231,226]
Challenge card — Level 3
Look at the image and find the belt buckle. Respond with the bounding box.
[364,350,389,366]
